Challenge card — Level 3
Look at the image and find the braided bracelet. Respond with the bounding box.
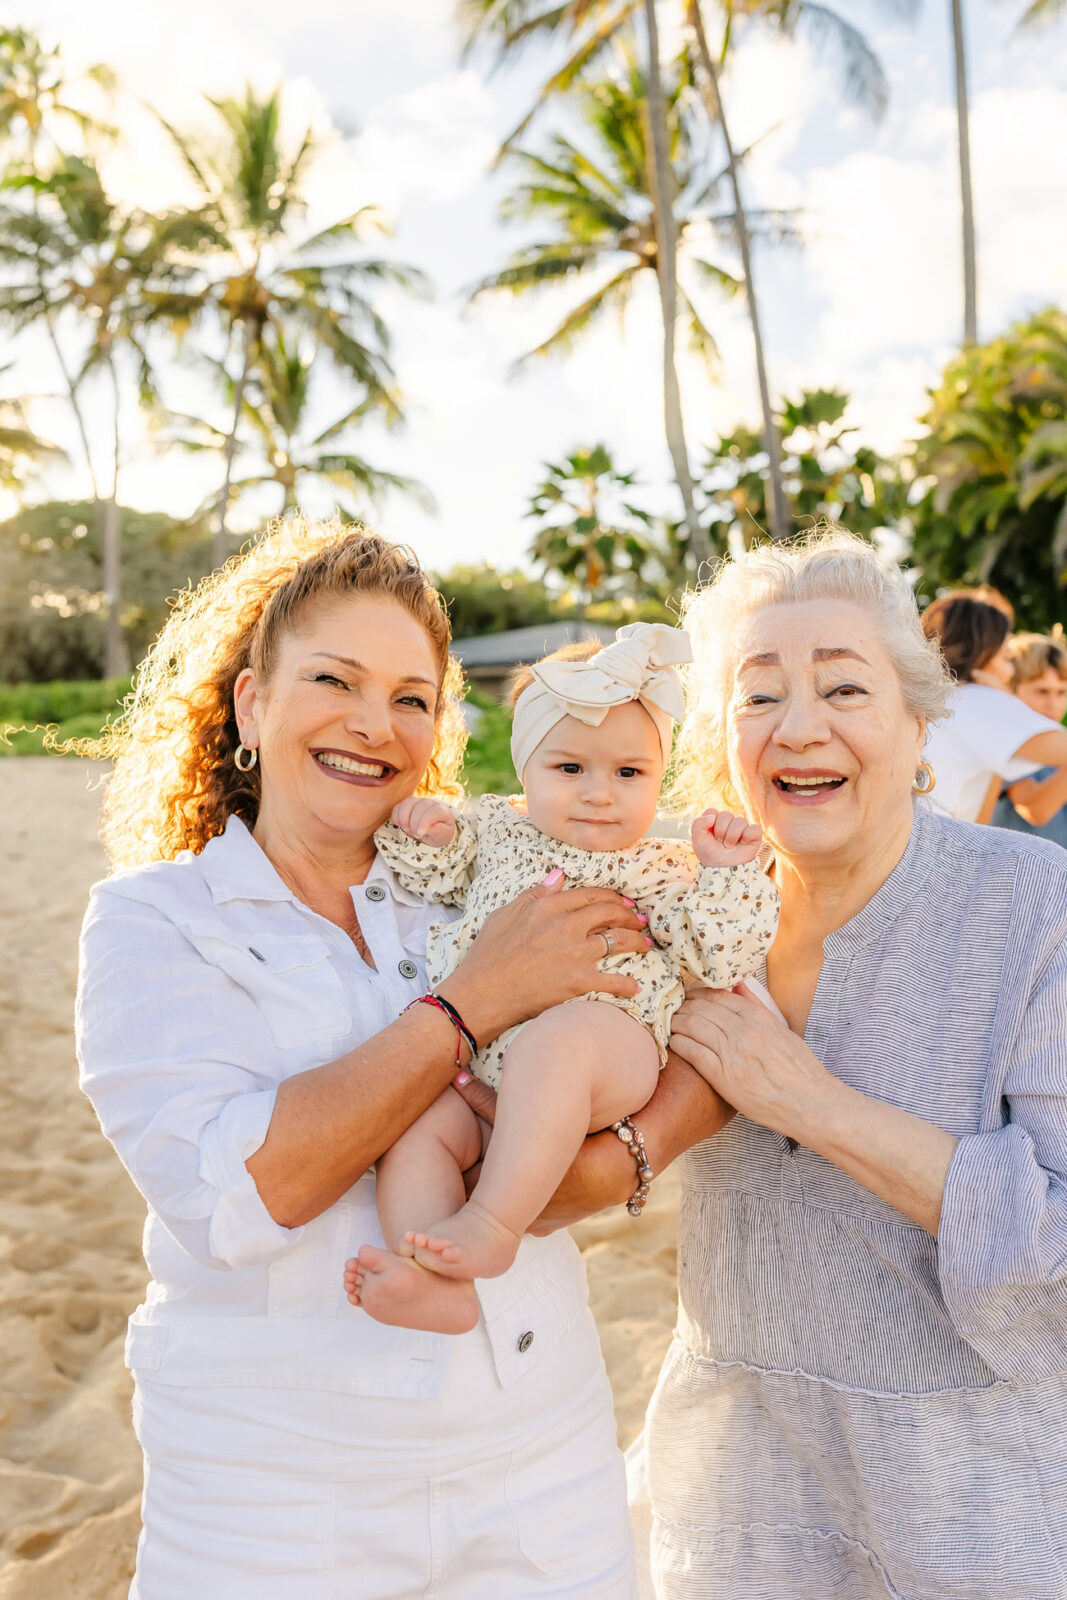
[404,993,477,1068]
[612,1116,654,1216]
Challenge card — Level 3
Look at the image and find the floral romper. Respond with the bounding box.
[375,795,779,1089]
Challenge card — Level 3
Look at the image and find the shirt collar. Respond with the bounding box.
[198,814,426,910]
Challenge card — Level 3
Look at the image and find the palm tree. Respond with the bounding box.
[0,26,115,170]
[525,443,654,605]
[471,68,798,569]
[461,0,891,544]
[0,28,116,544]
[158,85,426,565]
[169,329,427,518]
[0,156,218,673]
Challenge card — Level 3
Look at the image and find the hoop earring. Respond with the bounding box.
[234,742,259,773]
[912,759,936,795]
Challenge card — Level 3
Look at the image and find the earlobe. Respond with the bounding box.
[233,668,259,745]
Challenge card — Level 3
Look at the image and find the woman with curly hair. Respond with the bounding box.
[75,518,652,1599]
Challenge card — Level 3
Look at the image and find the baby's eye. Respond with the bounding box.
[617,767,642,778]
[558,763,582,775]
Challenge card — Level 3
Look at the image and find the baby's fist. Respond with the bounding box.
[391,797,457,847]
[691,808,762,868]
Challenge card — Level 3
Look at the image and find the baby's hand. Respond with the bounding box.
[691,808,763,868]
[391,797,458,847]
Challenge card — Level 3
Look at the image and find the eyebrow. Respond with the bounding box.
[540,749,654,763]
[739,646,870,669]
[310,651,437,688]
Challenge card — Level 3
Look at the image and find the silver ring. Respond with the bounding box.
[598,930,616,958]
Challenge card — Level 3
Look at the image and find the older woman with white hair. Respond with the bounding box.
[567,529,1067,1598]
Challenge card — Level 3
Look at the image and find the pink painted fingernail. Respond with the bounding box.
[453,1069,473,1087]
[542,867,564,885]
[636,912,649,925]
[621,896,636,906]
[634,982,643,993]
[644,935,654,947]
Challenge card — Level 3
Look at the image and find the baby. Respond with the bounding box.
[344,623,779,1334]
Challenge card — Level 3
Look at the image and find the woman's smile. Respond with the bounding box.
[312,747,399,785]
[771,768,848,802]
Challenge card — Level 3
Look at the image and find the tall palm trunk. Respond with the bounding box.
[689,3,790,542]
[215,314,256,567]
[103,351,129,678]
[44,307,107,563]
[950,0,978,345]
[642,0,707,571]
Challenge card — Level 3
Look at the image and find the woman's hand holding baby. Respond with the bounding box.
[437,873,650,1048]
[691,807,763,868]
[391,796,458,847]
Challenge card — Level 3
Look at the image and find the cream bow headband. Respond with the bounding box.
[510,622,693,780]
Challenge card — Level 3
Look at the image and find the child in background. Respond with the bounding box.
[344,623,779,1333]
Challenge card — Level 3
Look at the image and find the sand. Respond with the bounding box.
[0,757,679,1598]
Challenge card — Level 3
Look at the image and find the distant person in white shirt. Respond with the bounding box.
[992,631,1067,848]
[921,592,1067,822]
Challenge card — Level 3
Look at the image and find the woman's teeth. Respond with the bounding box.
[316,753,388,778]
[776,775,845,793]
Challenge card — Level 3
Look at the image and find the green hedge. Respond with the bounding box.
[462,691,518,796]
[0,677,133,756]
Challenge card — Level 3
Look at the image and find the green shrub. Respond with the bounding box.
[0,677,131,756]
[461,691,518,796]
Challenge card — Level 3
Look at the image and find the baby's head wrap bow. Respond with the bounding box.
[510,621,693,781]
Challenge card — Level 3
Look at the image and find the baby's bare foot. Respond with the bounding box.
[406,1200,522,1282]
[346,1243,480,1333]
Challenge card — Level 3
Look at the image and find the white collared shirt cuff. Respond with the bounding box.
[199,1089,305,1269]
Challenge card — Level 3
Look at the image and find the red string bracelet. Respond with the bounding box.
[404,993,477,1068]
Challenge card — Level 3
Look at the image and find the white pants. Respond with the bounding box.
[130,1316,636,1599]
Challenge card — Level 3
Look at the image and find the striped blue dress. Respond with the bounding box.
[646,804,1067,1599]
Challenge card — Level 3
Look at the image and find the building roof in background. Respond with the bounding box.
[453,620,618,670]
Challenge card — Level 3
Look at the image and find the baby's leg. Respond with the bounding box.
[344,1087,484,1334]
[408,1002,659,1282]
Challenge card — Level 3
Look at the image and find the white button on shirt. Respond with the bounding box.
[76,816,592,1399]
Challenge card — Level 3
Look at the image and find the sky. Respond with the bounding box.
[4,0,1067,575]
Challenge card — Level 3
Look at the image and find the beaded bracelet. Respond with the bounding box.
[612,1116,654,1216]
[404,993,477,1068]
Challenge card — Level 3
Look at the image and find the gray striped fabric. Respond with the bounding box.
[646,805,1067,1599]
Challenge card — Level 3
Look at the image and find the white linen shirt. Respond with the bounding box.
[76,815,593,1399]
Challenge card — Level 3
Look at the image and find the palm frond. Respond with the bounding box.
[788,2,889,118]
[677,285,721,368]
[517,262,640,364]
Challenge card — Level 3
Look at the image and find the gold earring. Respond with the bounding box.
[234,742,259,773]
[912,759,936,795]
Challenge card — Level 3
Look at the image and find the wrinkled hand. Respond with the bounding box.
[691,808,763,869]
[391,796,457,846]
[669,986,832,1137]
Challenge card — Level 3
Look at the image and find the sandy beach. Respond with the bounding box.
[0,757,679,1598]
